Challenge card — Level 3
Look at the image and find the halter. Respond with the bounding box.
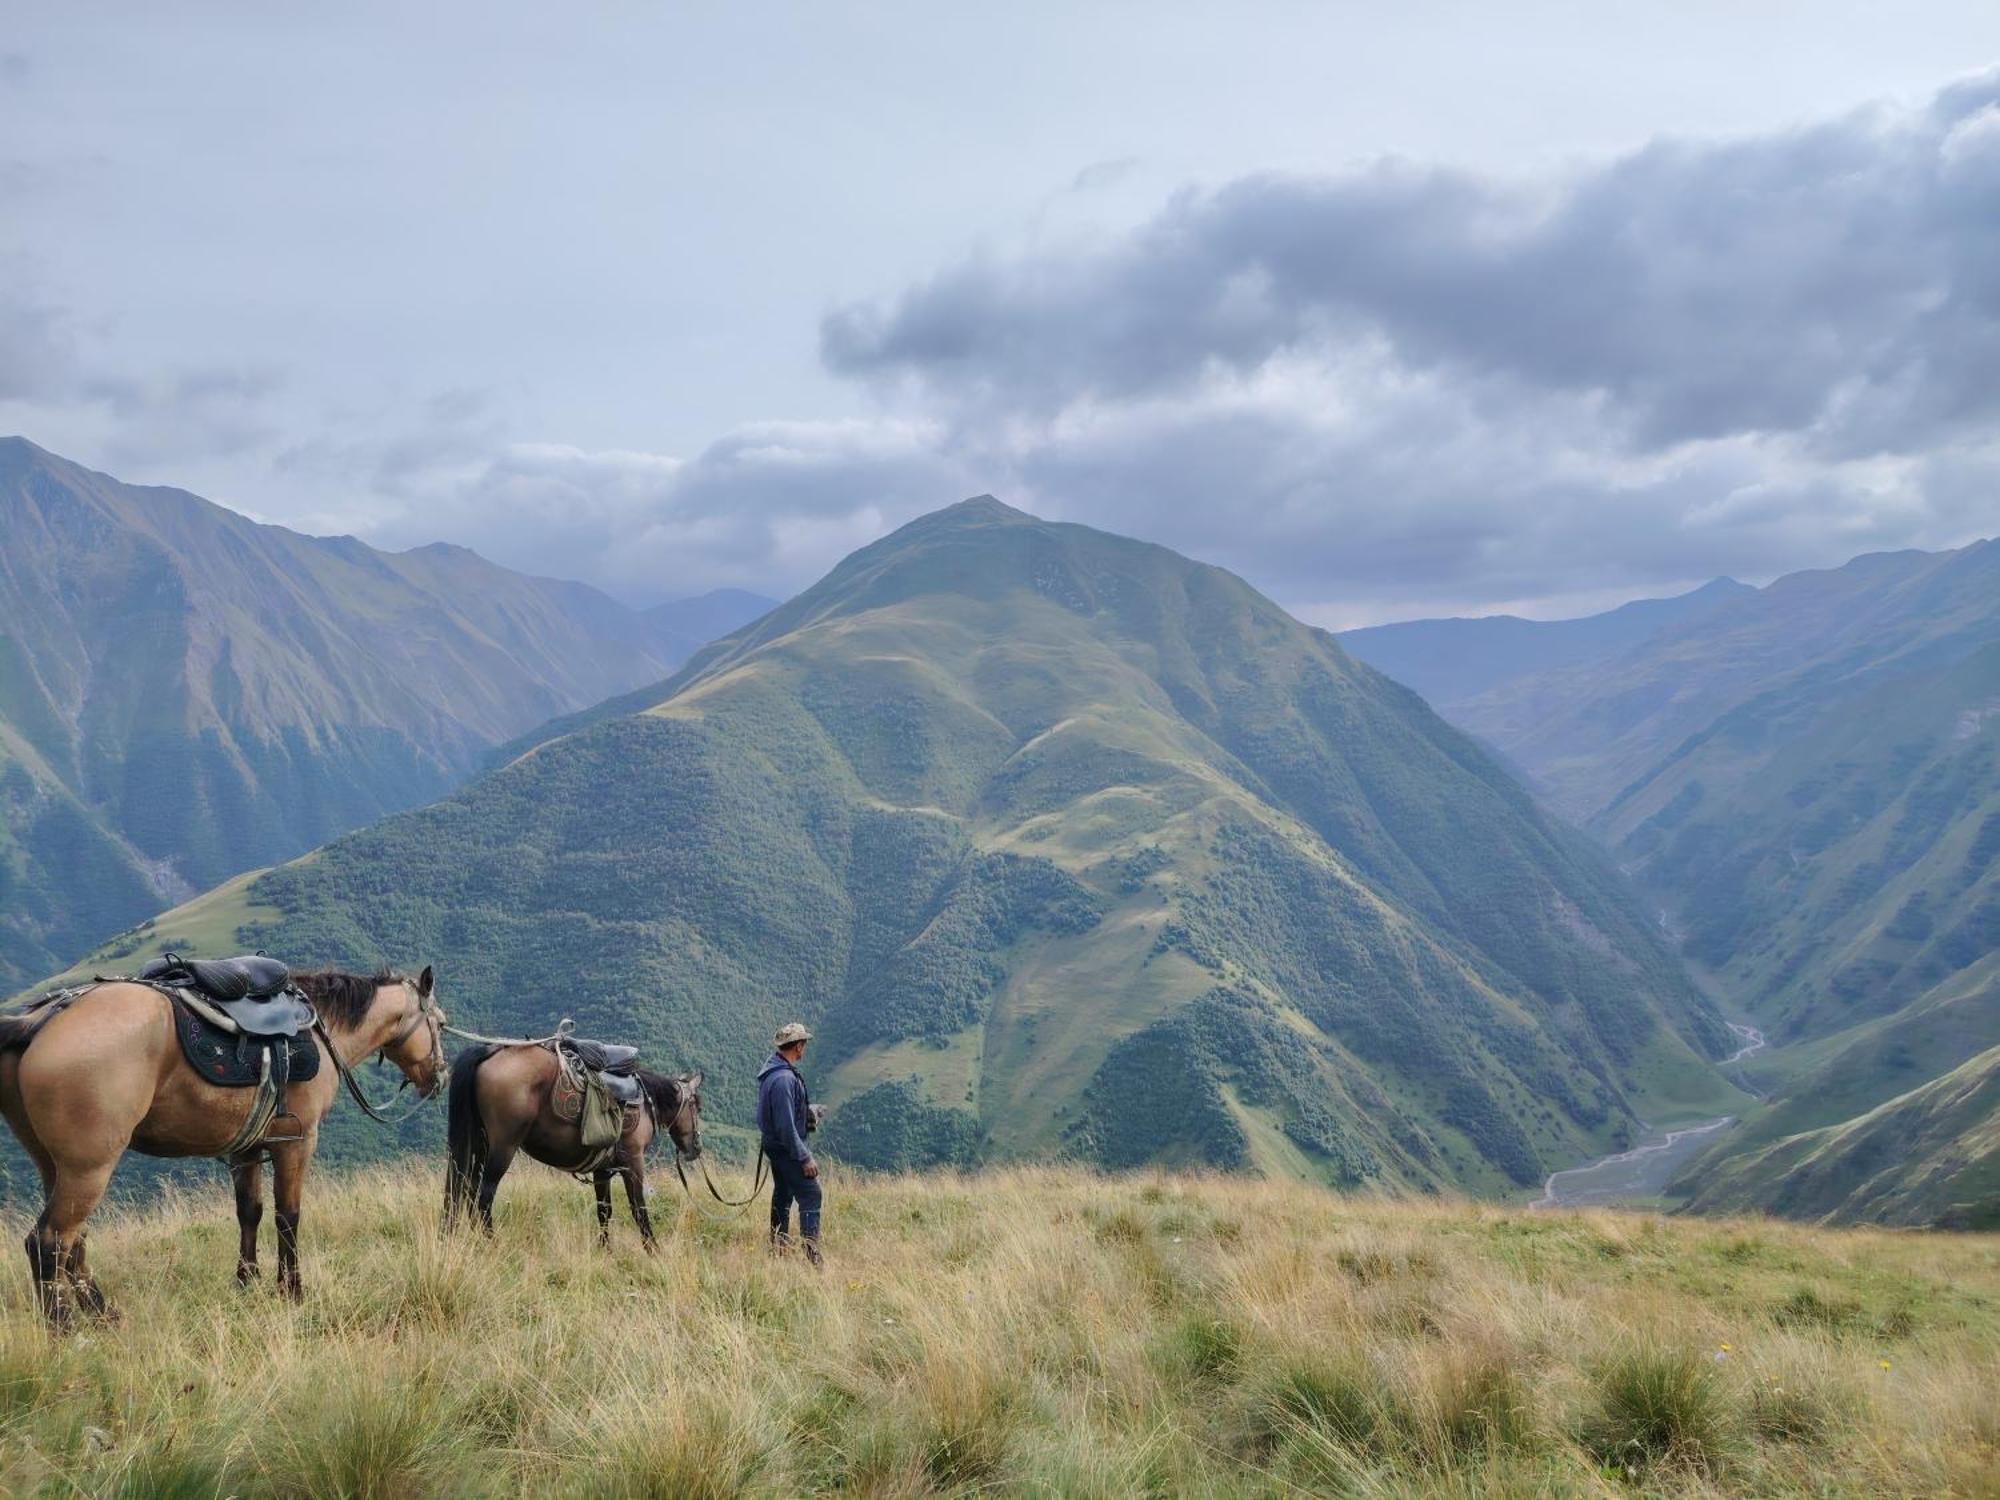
[652,1076,773,1213]
[322,976,445,1125]
[382,982,446,1073]
[659,1075,702,1159]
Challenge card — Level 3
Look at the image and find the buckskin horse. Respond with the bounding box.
[444,1040,703,1252]
[0,965,445,1325]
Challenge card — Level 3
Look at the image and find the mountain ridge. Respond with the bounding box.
[1340,538,2000,1225]
[1339,576,1755,709]
[0,437,773,989]
[46,495,1744,1196]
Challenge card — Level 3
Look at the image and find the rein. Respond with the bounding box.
[319,984,446,1126]
[675,1148,770,1211]
[655,1075,769,1213]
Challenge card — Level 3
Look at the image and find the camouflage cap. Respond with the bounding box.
[774,1021,813,1047]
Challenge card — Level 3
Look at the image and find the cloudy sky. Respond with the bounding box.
[5,4,2000,626]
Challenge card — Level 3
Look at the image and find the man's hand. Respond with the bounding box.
[802,1158,819,1179]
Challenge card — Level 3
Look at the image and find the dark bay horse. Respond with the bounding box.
[444,1042,702,1252]
[0,967,445,1324]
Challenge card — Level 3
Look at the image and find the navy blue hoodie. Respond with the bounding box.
[755,1052,814,1165]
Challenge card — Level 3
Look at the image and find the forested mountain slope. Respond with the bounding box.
[0,438,771,990]
[1355,542,2000,1225]
[48,497,1742,1195]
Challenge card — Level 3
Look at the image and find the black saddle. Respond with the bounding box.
[140,953,291,1002]
[137,953,314,1037]
[559,1037,639,1074]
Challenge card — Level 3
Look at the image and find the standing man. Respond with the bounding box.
[756,1021,822,1267]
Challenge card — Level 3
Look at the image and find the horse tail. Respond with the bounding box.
[444,1043,496,1226]
[0,1015,40,1053]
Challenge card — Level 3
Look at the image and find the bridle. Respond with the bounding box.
[652,1076,773,1212]
[382,981,446,1081]
[657,1075,703,1163]
[323,976,446,1125]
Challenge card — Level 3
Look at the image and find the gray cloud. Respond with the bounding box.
[8,35,1997,626]
[0,255,286,466]
[231,70,2000,620]
[84,367,289,465]
[339,419,973,603]
[995,365,1940,613]
[0,269,73,401]
[804,71,2000,619]
[826,71,2000,460]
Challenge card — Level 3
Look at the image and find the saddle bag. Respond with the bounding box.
[578,1073,627,1151]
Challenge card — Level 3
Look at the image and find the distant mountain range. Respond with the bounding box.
[15,437,1986,1225]
[1345,544,2000,1226]
[1341,576,1754,710]
[41,496,1744,1196]
[0,438,774,991]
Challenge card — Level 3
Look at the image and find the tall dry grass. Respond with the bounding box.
[0,1162,1993,1496]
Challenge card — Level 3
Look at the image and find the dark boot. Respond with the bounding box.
[802,1234,824,1270]
[768,1226,793,1256]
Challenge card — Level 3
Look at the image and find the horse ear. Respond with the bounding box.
[686,1070,703,1093]
[416,965,434,998]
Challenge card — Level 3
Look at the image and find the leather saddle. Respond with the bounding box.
[561,1037,639,1073]
[548,1036,644,1106]
[137,954,315,1037]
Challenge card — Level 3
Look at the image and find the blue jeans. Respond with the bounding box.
[767,1149,822,1239]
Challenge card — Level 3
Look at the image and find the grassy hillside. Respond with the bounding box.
[51,497,1744,1198]
[0,1164,1994,1497]
[1680,1044,2000,1229]
[0,438,771,990]
[1450,542,2000,830]
[1367,542,2000,1227]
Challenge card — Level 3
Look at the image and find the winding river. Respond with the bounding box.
[1530,1022,1765,1209]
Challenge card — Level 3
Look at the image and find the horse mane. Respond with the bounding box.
[293,968,400,1028]
[634,1067,686,1117]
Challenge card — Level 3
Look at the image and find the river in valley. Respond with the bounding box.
[1530,1022,1765,1209]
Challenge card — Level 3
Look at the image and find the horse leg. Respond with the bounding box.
[476,1134,523,1236]
[620,1161,658,1254]
[232,1158,265,1284]
[31,1161,115,1329]
[4,1124,62,1324]
[593,1170,614,1248]
[23,1212,62,1328]
[3,1071,63,1325]
[270,1140,312,1302]
[62,1232,112,1319]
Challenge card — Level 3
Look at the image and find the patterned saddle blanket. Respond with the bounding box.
[170,995,321,1091]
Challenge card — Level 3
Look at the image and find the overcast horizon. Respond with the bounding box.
[5,5,2000,628]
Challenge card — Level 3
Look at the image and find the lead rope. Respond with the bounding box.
[317,997,446,1127]
[442,1016,577,1048]
[674,1146,770,1211]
